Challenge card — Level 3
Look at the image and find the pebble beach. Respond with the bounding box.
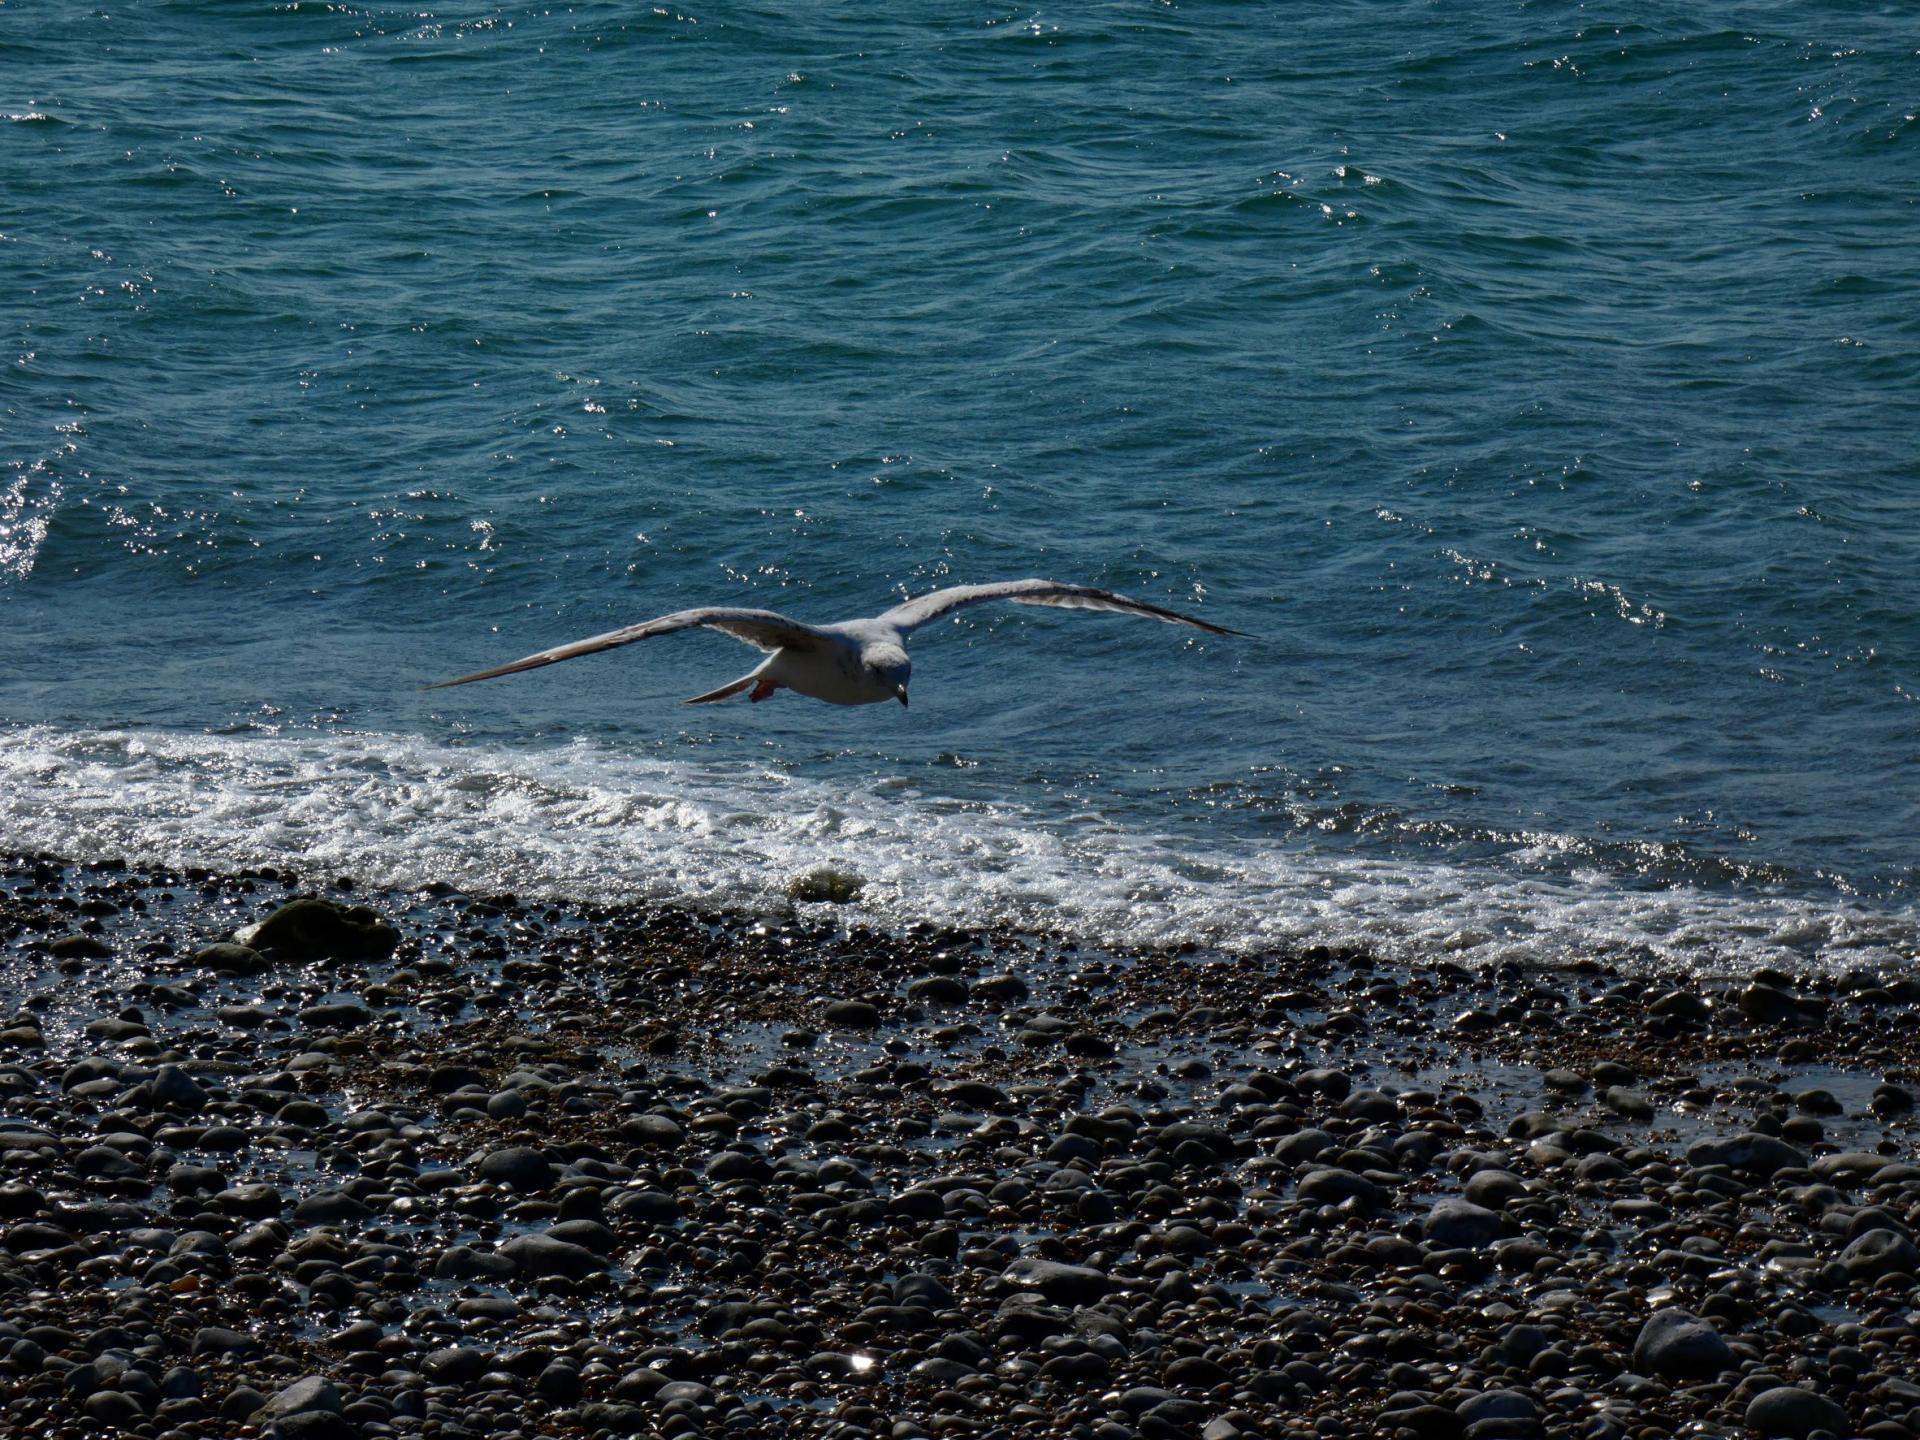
[1,855,1917,1440]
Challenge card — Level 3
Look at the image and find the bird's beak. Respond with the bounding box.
[895,686,909,707]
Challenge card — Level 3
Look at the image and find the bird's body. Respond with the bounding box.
[426,579,1241,707]
[707,621,907,708]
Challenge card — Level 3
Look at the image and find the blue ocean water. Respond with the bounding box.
[3,2,1917,969]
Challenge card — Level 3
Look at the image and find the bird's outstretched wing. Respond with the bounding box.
[424,608,828,689]
[880,579,1244,638]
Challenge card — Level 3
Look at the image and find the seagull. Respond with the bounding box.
[426,579,1243,707]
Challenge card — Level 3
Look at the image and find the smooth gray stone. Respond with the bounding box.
[1002,1257,1108,1305]
[1744,1385,1849,1438]
[1425,1198,1504,1248]
[1462,1169,1527,1210]
[823,999,882,1028]
[1296,1168,1385,1211]
[500,1233,605,1278]
[476,1145,551,1190]
[1457,1389,1540,1423]
[1632,1308,1731,1380]
[148,1065,208,1110]
[290,1191,371,1226]
[256,1376,342,1419]
[1839,1227,1920,1280]
[1683,1132,1806,1178]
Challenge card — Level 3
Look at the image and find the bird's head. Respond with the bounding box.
[867,645,911,706]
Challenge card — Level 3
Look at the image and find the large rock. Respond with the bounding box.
[1338,1089,1402,1123]
[616,1113,685,1148]
[1489,1324,1552,1366]
[787,868,864,904]
[1838,1228,1920,1281]
[291,1191,372,1226]
[1873,1082,1916,1115]
[607,1188,680,1223]
[1737,983,1808,1025]
[420,1347,490,1383]
[85,1017,148,1042]
[49,934,111,959]
[146,1064,208,1111]
[501,1233,605,1279]
[239,898,399,960]
[82,1392,143,1426]
[937,1080,1008,1110]
[1744,1385,1849,1438]
[1462,1170,1528,1210]
[1272,1129,1337,1164]
[1632,1308,1731,1380]
[546,1219,617,1255]
[1648,990,1710,1022]
[705,1150,768,1183]
[1424,1199,1504,1249]
[193,941,267,976]
[194,1326,257,1357]
[212,1184,283,1218]
[297,1001,371,1030]
[907,975,969,1006]
[1296,1168,1386,1213]
[1601,1086,1655,1120]
[256,1376,342,1420]
[74,1145,145,1180]
[1297,1068,1352,1100]
[61,1059,118,1090]
[1165,1356,1230,1389]
[1002,1258,1108,1305]
[1456,1390,1539,1424]
[476,1146,552,1190]
[1152,1121,1236,1162]
[894,1273,956,1309]
[433,1245,515,1281]
[1810,1152,1891,1184]
[822,999,881,1029]
[1684,1132,1806,1178]
[973,973,1029,1003]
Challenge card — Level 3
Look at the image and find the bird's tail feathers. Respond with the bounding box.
[683,674,758,705]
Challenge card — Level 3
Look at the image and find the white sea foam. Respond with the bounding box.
[0,724,1912,977]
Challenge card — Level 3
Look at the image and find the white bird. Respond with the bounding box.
[426,579,1243,707]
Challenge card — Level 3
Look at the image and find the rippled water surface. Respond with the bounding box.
[4,2,1917,969]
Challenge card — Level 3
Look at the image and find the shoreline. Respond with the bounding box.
[0,852,1917,1439]
[4,721,1914,979]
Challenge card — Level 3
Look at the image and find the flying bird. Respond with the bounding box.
[426,579,1242,708]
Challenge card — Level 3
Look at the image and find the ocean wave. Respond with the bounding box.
[1,724,1911,977]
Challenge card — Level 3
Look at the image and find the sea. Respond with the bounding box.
[3,1,1917,975]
